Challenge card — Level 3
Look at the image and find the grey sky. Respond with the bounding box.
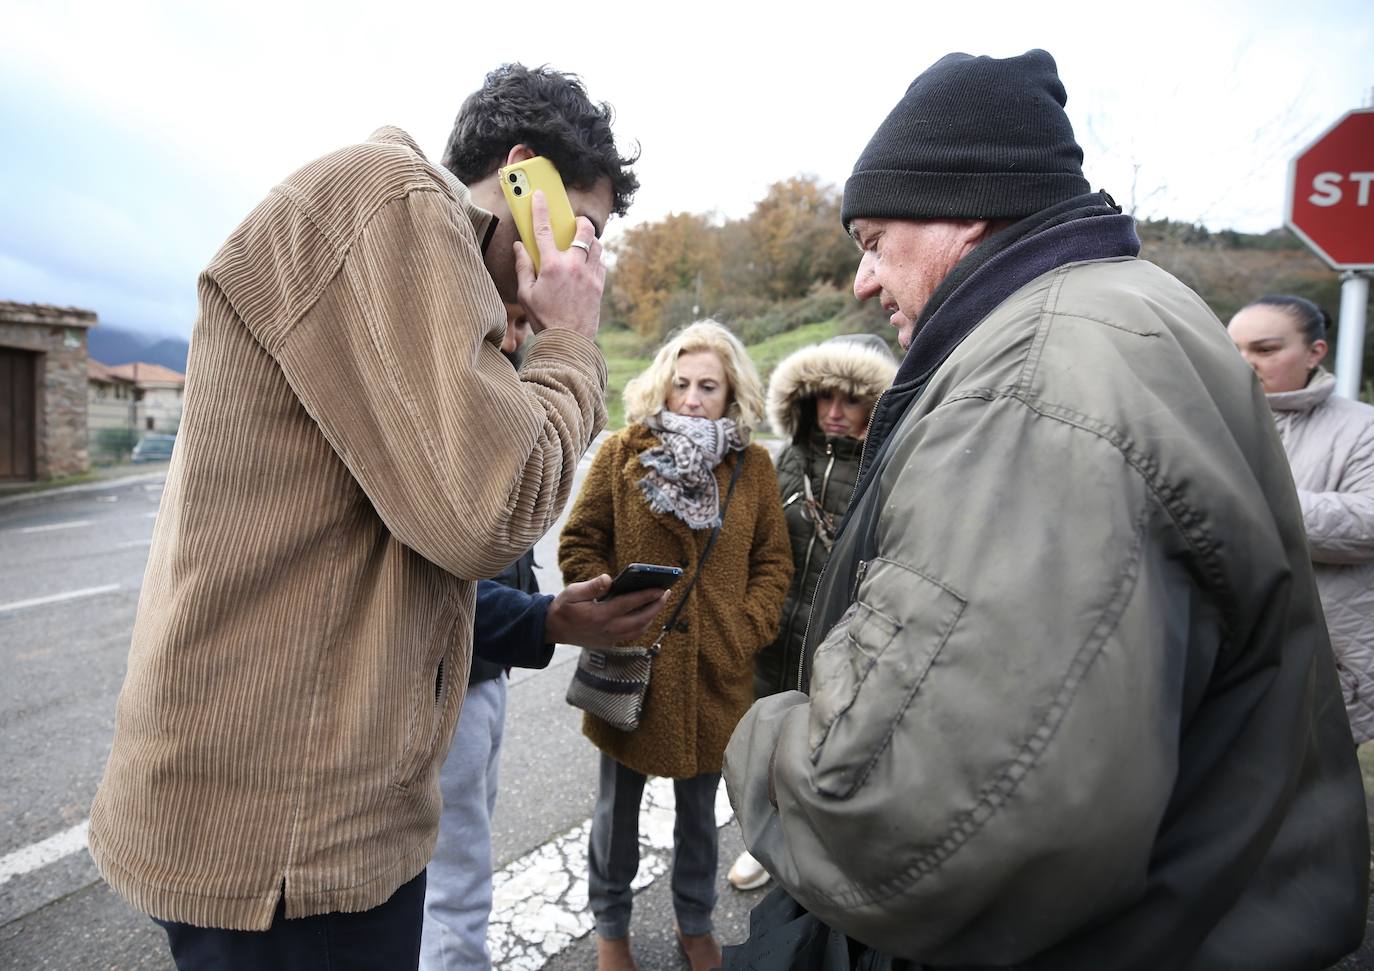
[1,0,1369,339]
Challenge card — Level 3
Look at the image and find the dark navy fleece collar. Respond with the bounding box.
[898,192,1138,386]
[854,191,1141,496]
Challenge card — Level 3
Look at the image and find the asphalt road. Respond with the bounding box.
[3,447,1372,970]
[0,447,768,970]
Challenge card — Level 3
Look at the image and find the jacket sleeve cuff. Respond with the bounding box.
[725,692,809,846]
[523,329,609,390]
[473,585,558,670]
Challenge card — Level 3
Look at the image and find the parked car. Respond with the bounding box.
[131,433,176,464]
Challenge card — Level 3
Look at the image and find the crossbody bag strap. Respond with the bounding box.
[648,449,746,654]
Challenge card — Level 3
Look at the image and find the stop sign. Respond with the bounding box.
[1286,108,1374,270]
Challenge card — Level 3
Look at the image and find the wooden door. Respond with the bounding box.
[0,347,37,481]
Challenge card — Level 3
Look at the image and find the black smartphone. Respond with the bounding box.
[599,563,683,601]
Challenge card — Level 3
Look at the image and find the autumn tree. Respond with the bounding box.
[734,176,857,301]
[610,212,722,336]
[607,176,859,335]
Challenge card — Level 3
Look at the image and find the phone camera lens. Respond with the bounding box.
[509,173,518,183]
[512,186,522,196]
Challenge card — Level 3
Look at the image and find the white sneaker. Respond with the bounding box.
[727,850,771,891]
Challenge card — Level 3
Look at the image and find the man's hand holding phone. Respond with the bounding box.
[513,191,605,343]
[544,574,668,650]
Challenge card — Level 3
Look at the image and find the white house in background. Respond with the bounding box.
[87,360,186,459]
[87,359,138,443]
[108,361,185,433]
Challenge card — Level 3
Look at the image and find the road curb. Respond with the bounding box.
[0,472,168,509]
[0,430,612,511]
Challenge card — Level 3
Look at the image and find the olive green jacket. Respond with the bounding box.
[725,257,1367,968]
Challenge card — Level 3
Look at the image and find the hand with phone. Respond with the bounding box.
[504,159,605,342]
[545,573,669,650]
[598,563,683,601]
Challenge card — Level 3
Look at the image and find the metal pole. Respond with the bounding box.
[1334,271,1370,399]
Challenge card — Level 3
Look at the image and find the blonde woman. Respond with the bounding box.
[559,321,793,971]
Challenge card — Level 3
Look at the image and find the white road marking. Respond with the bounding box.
[14,520,93,534]
[489,777,734,969]
[144,512,160,519]
[0,584,121,614]
[0,772,735,969]
[0,821,89,886]
[116,539,152,549]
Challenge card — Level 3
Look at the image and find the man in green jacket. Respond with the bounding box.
[724,49,1369,969]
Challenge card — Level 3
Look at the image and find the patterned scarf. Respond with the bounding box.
[638,411,748,529]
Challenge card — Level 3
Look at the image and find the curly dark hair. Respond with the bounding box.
[442,64,639,217]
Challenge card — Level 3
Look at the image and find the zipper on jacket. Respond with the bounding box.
[848,388,886,510]
[790,443,837,693]
[851,558,870,601]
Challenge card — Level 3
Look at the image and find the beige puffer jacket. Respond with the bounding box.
[1268,368,1374,743]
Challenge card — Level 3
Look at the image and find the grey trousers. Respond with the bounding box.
[588,751,721,940]
[420,676,506,971]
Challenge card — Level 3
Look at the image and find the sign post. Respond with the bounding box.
[1285,108,1374,399]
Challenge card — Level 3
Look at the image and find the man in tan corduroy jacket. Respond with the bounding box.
[88,64,639,968]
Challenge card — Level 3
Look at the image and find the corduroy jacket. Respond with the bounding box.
[87,127,607,930]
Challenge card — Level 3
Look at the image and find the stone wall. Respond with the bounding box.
[0,301,96,480]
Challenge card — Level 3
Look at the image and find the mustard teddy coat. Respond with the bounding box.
[559,424,793,778]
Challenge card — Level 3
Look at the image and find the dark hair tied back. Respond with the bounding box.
[1249,294,1330,345]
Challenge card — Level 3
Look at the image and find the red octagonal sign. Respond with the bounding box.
[1286,108,1374,270]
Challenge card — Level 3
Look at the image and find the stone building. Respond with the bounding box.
[0,301,96,482]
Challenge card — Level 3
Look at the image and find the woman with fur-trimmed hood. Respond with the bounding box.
[727,333,895,893]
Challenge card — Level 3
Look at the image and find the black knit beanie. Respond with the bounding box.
[841,49,1089,227]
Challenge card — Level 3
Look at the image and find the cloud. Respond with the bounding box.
[0,61,252,336]
[1,0,1369,344]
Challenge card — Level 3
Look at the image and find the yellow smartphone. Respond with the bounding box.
[498,156,577,276]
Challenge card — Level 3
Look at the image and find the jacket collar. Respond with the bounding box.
[853,192,1141,500]
[806,426,865,462]
[1267,367,1335,413]
[895,191,1139,391]
[366,126,496,246]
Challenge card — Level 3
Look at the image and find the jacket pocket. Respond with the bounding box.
[390,618,462,791]
[808,558,965,799]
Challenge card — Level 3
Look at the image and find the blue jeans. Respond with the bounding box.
[420,675,506,971]
[588,751,721,940]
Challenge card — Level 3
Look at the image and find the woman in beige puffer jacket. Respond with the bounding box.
[1230,294,1374,742]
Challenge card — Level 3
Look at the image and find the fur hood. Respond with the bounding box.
[767,334,898,440]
